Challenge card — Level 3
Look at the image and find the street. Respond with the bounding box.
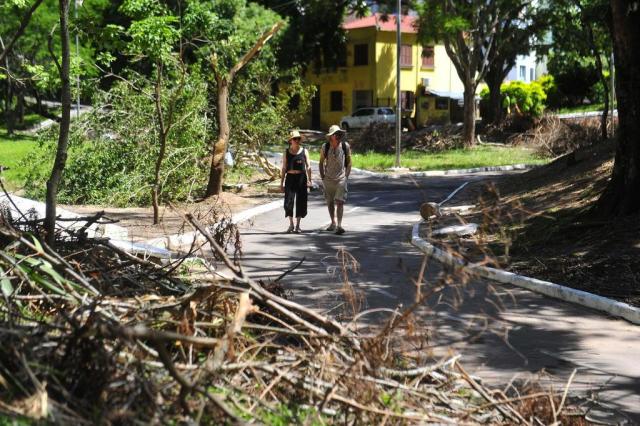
[237,168,640,423]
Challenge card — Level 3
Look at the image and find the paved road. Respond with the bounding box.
[236,168,640,423]
[23,97,92,133]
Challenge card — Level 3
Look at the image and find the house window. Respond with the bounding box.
[330,91,343,111]
[354,44,368,66]
[400,91,415,111]
[400,45,412,67]
[421,46,434,68]
[435,97,449,110]
[519,65,526,80]
[353,90,373,110]
[530,68,535,81]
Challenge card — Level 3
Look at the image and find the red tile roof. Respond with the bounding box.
[343,13,418,34]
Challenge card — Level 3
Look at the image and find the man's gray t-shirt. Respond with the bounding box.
[324,142,349,181]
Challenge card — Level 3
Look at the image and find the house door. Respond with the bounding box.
[311,86,321,130]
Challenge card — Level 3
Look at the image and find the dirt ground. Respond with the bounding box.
[63,179,280,242]
[428,139,640,307]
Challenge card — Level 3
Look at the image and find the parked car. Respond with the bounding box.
[340,107,395,131]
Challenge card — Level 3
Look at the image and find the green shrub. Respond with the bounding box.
[480,79,547,120]
[23,68,312,206]
[588,71,610,104]
[25,76,210,206]
[547,53,599,107]
[537,75,560,108]
[480,81,551,117]
[500,80,547,118]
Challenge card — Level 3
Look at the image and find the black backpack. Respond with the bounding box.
[323,141,351,167]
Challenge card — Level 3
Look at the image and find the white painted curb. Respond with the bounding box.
[556,109,617,120]
[0,193,128,240]
[354,163,538,179]
[411,220,640,325]
[144,200,282,251]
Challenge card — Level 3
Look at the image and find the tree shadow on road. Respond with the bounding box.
[238,213,640,421]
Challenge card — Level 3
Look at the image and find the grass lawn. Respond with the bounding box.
[554,103,612,115]
[308,145,548,172]
[0,135,42,191]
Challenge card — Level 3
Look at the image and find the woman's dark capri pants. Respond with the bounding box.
[284,173,308,218]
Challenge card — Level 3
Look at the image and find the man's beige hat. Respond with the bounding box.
[288,129,302,141]
[326,124,345,139]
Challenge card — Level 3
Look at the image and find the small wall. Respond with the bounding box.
[416,94,450,126]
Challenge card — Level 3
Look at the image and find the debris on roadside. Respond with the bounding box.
[404,123,466,152]
[0,196,587,424]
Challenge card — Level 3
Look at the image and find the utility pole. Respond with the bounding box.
[394,0,401,168]
[75,0,81,118]
[610,52,615,131]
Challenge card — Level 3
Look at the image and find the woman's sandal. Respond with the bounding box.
[287,225,294,233]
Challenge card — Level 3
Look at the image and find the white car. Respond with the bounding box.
[340,107,395,131]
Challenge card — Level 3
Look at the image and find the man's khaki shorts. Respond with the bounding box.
[323,178,348,203]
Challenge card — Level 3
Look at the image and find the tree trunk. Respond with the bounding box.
[16,90,25,125]
[600,72,610,140]
[576,0,609,140]
[0,36,14,136]
[151,63,166,225]
[205,79,230,197]
[5,82,14,136]
[594,0,640,216]
[204,22,282,198]
[462,83,477,147]
[44,0,71,245]
[486,71,503,126]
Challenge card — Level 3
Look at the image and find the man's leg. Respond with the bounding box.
[327,201,335,225]
[336,200,344,227]
[334,179,347,233]
[324,180,337,230]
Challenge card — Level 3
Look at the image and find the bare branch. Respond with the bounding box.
[228,21,284,81]
[0,0,45,64]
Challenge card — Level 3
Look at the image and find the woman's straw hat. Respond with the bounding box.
[288,130,302,141]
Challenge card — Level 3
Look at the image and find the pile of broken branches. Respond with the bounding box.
[0,203,584,424]
[404,124,466,153]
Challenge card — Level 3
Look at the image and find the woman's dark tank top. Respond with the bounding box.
[286,147,306,172]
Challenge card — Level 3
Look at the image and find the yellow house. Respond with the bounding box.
[301,14,470,130]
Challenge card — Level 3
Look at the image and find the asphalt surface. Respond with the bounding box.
[236,168,640,423]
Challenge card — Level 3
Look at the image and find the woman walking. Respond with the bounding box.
[280,130,312,233]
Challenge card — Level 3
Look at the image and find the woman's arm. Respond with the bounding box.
[280,151,287,190]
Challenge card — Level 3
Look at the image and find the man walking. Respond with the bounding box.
[319,125,352,235]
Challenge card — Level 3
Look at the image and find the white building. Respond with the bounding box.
[505,53,539,83]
